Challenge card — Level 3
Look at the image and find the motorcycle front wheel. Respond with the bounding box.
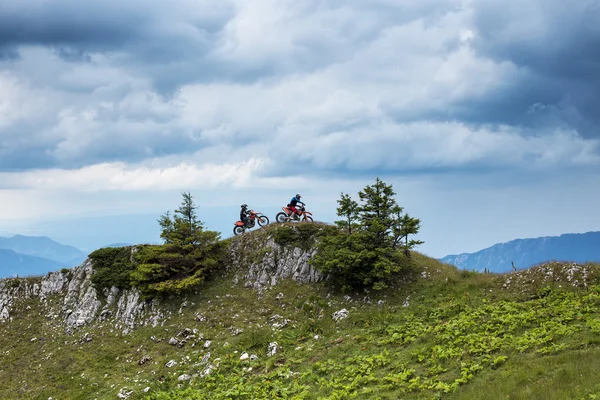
[275,212,288,223]
[233,226,245,236]
[258,215,269,226]
[303,215,314,222]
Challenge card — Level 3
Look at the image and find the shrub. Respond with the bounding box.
[130,234,226,297]
[89,247,135,290]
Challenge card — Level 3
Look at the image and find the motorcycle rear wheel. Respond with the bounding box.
[233,226,245,236]
[275,212,288,223]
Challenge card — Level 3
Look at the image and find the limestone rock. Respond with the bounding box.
[229,237,323,289]
[332,309,349,321]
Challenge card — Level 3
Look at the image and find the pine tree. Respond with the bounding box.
[312,177,423,290]
[132,192,224,296]
[158,192,205,246]
[357,177,403,248]
[335,192,359,234]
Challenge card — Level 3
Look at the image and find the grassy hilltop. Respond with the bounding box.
[1,223,600,400]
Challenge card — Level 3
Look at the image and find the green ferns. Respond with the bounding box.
[146,287,600,400]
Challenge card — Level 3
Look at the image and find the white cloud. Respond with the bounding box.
[0,158,287,191]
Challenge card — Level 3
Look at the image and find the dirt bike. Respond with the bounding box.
[233,210,270,235]
[275,204,314,223]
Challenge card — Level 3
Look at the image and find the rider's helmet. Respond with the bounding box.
[296,194,301,199]
[241,204,248,209]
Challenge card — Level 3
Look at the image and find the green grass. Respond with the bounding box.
[1,230,600,399]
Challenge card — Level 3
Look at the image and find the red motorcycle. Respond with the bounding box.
[233,210,269,235]
[275,204,314,223]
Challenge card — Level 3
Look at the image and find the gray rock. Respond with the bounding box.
[0,306,9,322]
[332,309,349,321]
[229,237,324,289]
[178,374,191,381]
[138,356,151,365]
[200,353,210,365]
[117,389,134,399]
[267,342,278,357]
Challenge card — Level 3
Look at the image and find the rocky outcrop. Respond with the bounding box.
[0,258,163,333]
[0,232,321,330]
[229,237,323,289]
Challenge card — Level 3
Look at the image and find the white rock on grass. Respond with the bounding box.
[332,309,349,322]
[165,360,177,368]
[402,296,410,307]
[240,352,249,360]
[178,374,191,382]
[267,342,278,357]
[117,389,133,399]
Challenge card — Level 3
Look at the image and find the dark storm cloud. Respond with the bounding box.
[468,0,600,138]
[0,3,143,48]
[1,0,599,177]
[0,0,232,45]
[0,0,232,77]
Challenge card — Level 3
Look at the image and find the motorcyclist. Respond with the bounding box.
[288,194,304,220]
[240,204,251,226]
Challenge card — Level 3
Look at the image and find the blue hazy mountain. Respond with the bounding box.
[441,231,600,273]
[0,235,86,266]
[0,249,67,278]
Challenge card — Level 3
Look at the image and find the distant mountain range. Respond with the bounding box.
[2,230,599,279]
[0,235,86,265]
[0,249,67,278]
[0,235,87,278]
[441,231,600,273]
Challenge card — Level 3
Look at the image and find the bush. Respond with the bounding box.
[89,247,135,290]
[130,235,226,297]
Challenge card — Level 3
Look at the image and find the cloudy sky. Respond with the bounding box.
[1,0,599,257]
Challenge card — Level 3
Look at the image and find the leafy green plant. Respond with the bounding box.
[89,246,135,290]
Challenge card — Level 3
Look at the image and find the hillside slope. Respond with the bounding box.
[441,231,600,273]
[0,226,600,399]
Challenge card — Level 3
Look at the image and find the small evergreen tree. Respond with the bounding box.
[312,177,423,290]
[158,192,205,245]
[335,193,359,234]
[131,192,224,296]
